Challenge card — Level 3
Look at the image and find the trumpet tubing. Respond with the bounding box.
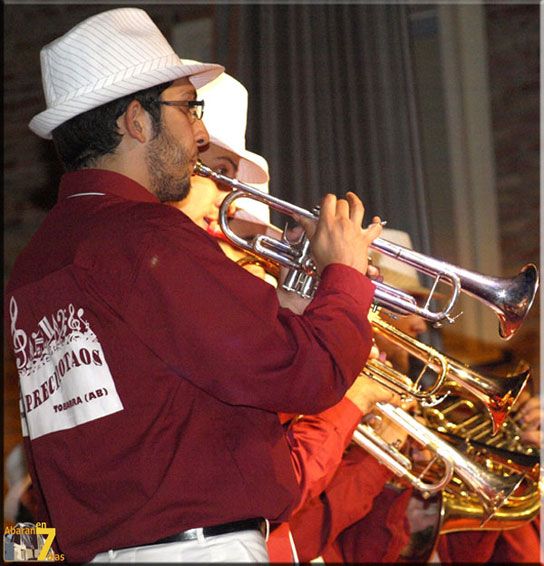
[439,484,541,534]
[352,402,455,496]
[422,394,540,479]
[414,390,541,534]
[194,160,539,339]
[368,312,531,434]
[351,400,525,523]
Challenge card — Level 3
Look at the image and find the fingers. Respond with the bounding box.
[315,193,363,224]
[319,193,337,220]
[366,263,381,280]
[294,214,317,239]
[346,192,364,226]
[294,190,384,275]
[365,215,384,242]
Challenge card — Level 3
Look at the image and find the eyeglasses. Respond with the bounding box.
[152,99,205,123]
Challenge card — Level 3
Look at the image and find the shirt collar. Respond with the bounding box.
[58,169,160,204]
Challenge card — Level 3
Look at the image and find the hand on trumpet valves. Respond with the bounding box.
[345,371,404,415]
[294,192,383,276]
[374,414,409,448]
[360,410,408,449]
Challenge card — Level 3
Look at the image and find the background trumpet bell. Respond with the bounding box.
[369,312,531,435]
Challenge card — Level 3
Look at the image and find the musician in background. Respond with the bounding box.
[288,230,432,563]
[172,70,411,562]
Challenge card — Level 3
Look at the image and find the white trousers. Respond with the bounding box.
[90,529,269,563]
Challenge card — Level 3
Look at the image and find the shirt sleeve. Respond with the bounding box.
[120,220,376,414]
[438,519,541,564]
[289,446,394,562]
[324,486,412,563]
[437,530,501,563]
[284,397,364,512]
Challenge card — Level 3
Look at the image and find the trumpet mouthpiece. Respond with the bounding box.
[193,160,211,177]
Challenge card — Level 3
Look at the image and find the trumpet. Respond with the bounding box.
[422,392,540,479]
[398,394,541,563]
[352,401,524,522]
[194,161,539,339]
[367,311,531,435]
[353,402,455,496]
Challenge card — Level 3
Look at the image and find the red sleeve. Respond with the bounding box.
[325,485,412,563]
[285,397,364,511]
[439,519,541,564]
[125,222,376,414]
[437,530,502,563]
[289,446,394,562]
[491,521,541,564]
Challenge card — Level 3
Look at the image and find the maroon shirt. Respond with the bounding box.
[5,169,376,562]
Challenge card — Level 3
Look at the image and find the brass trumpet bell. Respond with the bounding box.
[369,312,531,435]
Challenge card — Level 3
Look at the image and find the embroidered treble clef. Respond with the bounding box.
[9,297,28,369]
[67,304,81,332]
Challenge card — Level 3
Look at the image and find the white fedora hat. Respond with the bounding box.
[29,8,224,139]
[198,72,269,185]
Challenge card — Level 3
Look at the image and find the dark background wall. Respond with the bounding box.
[3,4,540,475]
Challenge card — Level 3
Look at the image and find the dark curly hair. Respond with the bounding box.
[52,81,173,171]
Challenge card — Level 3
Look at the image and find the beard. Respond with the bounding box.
[145,125,193,202]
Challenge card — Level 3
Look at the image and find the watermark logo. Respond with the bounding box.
[4,522,64,561]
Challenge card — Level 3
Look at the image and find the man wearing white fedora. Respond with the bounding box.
[5,7,384,563]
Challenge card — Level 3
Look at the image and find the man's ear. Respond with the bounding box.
[120,100,149,143]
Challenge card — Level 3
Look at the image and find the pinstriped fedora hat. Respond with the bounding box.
[29,8,224,139]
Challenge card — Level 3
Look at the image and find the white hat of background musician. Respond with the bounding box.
[28,8,224,139]
[370,229,430,297]
[196,70,270,223]
[198,72,270,185]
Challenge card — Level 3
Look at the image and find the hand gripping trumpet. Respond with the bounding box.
[194,161,539,339]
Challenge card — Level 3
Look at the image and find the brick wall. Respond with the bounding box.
[484,5,540,389]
